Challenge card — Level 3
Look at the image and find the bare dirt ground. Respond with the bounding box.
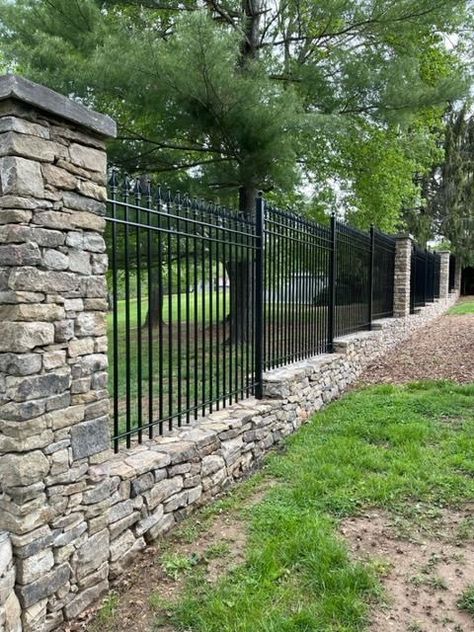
[61,481,274,632]
[359,299,474,385]
[347,297,474,631]
[341,507,474,632]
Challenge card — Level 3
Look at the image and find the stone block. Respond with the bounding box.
[0,322,54,353]
[63,579,108,620]
[0,155,44,198]
[74,529,109,580]
[69,143,106,174]
[75,311,106,337]
[16,548,54,585]
[16,562,70,608]
[0,242,40,266]
[145,477,183,510]
[71,416,109,460]
[1,451,50,488]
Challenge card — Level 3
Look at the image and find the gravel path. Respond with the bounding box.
[359,300,474,385]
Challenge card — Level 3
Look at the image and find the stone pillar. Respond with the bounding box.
[0,75,115,631]
[438,251,450,299]
[393,235,412,317]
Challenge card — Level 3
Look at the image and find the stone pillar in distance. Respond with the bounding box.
[438,251,450,299]
[0,75,115,631]
[393,235,412,317]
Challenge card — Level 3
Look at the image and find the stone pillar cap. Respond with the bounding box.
[395,232,413,240]
[0,74,116,139]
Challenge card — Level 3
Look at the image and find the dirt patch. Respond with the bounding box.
[359,306,474,386]
[60,480,275,632]
[341,507,474,631]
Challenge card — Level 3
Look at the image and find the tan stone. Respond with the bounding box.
[41,163,77,190]
[69,143,106,173]
[0,156,44,198]
[0,303,65,322]
[0,322,54,353]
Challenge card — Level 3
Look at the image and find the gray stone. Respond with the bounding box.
[0,155,44,197]
[135,505,164,537]
[75,311,106,337]
[71,417,109,460]
[16,548,54,585]
[6,369,70,402]
[16,562,70,608]
[145,477,183,510]
[63,190,105,215]
[69,143,107,173]
[130,472,155,497]
[74,529,109,579]
[0,353,42,376]
[0,242,40,266]
[0,532,12,577]
[8,267,80,293]
[3,590,21,632]
[0,75,116,138]
[0,224,64,247]
[0,116,49,139]
[43,248,69,270]
[0,322,54,352]
[63,579,108,619]
[1,451,50,488]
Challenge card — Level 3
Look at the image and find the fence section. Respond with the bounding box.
[263,207,332,369]
[449,254,456,291]
[107,175,258,450]
[410,246,441,313]
[335,223,371,337]
[106,182,433,450]
[373,229,396,319]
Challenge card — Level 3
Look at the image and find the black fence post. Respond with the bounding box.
[368,225,375,330]
[328,213,337,352]
[254,193,265,399]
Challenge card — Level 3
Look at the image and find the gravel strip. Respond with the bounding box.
[358,306,474,385]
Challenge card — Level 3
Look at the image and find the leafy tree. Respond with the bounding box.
[0,0,471,334]
[428,106,474,265]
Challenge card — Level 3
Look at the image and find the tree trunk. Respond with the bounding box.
[143,271,164,328]
[225,184,257,343]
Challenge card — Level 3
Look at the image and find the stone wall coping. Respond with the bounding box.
[0,74,117,138]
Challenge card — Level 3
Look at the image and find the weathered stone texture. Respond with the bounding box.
[0,76,113,632]
[0,532,22,632]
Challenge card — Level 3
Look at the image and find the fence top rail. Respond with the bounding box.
[108,171,256,227]
[107,173,402,248]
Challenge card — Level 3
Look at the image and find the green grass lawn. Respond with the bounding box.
[448,300,474,315]
[162,382,474,631]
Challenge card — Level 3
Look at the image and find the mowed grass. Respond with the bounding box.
[448,300,474,315]
[165,382,474,632]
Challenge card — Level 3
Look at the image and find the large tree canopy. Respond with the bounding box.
[0,0,472,228]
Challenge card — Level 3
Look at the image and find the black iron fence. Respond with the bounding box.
[106,177,402,450]
[410,245,441,313]
[449,254,456,291]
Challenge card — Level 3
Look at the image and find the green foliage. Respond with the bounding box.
[457,585,474,616]
[165,381,474,631]
[0,0,472,227]
[448,301,474,315]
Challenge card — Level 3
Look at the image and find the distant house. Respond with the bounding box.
[266,272,328,305]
